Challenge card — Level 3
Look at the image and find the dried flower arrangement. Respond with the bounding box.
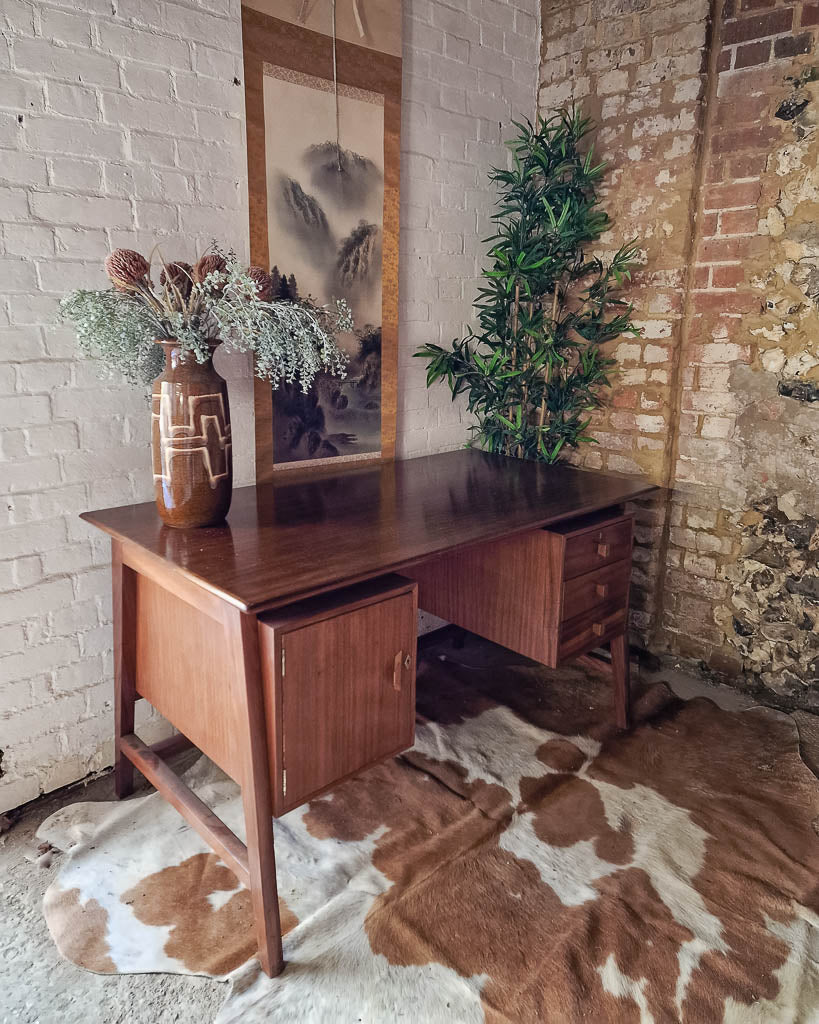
[60,245,352,389]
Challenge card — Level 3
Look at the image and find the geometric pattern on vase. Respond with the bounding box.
[152,387,232,490]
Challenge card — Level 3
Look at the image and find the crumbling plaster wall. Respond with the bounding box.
[726,74,819,702]
[539,0,818,708]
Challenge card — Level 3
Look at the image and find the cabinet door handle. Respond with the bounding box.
[595,583,609,598]
[597,542,610,558]
[393,650,403,692]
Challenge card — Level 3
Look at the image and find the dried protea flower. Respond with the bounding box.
[160,261,193,299]
[105,249,150,291]
[248,265,273,301]
[193,253,226,284]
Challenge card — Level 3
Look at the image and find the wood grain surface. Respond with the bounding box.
[562,558,631,622]
[259,577,417,813]
[412,527,565,666]
[82,450,659,614]
[132,572,245,784]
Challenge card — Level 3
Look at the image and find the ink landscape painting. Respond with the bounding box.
[263,64,385,466]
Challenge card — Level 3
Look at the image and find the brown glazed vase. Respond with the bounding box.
[151,340,232,528]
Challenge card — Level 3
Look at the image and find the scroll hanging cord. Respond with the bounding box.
[296,0,365,173]
[332,0,341,172]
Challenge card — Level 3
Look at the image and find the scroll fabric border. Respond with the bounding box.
[241,4,402,482]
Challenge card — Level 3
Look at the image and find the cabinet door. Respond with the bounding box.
[280,591,416,810]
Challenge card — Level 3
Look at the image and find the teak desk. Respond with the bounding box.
[82,449,658,976]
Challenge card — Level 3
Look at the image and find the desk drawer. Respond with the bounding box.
[259,575,417,815]
[562,558,631,623]
[562,517,633,579]
[559,600,628,662]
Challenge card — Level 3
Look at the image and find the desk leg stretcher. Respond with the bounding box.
[115,726,284,975]
[115,725,284,974]
[119,733,251,887]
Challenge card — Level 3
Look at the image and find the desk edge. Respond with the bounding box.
[81,482,662,616]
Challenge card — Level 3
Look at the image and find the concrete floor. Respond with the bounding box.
[1,646,816,1024]
[0,755,226,1024]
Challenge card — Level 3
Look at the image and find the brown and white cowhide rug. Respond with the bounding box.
[40,644,819,1023]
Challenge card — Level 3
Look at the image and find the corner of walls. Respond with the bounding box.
[538,0,819,708]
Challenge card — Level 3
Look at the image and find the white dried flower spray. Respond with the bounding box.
[60,244,350,392]
[59,289,165,385]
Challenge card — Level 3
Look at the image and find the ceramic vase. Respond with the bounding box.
[151,340,232,528]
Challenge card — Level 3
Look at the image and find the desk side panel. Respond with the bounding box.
[134,574,245,785]
[410,530,561,666]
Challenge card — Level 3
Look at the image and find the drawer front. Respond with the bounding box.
[559,600,627,662]
[563,517,632,579]
[278,589,416,811]
[562,558,631,623]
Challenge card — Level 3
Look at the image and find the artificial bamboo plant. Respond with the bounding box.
[416,109,640,462]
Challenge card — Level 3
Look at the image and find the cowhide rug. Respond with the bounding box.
[39,641,819,1023]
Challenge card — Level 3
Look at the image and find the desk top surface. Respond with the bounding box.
[82,449,659,613]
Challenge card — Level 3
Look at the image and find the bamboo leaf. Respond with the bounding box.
[414,105,638,466]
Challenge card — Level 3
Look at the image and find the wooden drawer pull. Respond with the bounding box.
[393,650,403,691]
[592,622,605,637]
[595,583,609,599]
[596,542,610,558]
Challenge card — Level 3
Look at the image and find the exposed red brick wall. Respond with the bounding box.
[540,0,819,707]
[540,0,711,647]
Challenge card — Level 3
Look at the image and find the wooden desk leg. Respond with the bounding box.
[225,606,284,978]
[112,540,137,799]
[610,632,631,730]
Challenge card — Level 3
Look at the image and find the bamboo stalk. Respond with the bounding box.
[506,281,521,457]
[518,298,534,458]
[537,281,560,430]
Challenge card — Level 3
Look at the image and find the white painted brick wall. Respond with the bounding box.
[0,0,540,813]
[0,0,250,813]
[397,0,540,459]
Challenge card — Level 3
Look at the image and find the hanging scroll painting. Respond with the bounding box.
[242,0,402,480]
